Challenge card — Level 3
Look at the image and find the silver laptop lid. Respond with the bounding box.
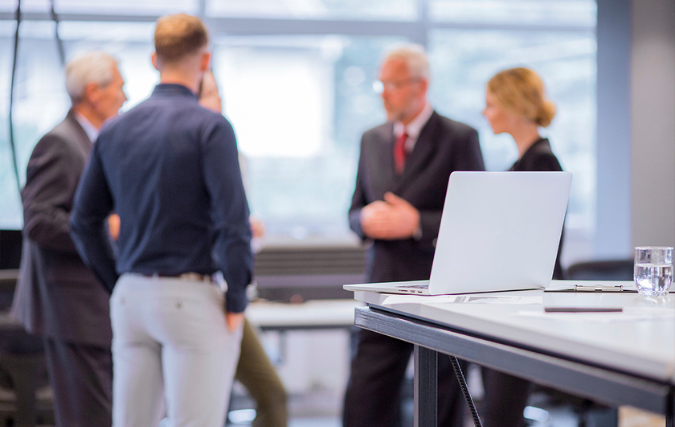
[428,171,572,294]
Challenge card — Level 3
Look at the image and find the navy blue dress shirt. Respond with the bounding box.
[70,84,253,313]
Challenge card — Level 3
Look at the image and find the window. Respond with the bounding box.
[211,36,403,236]
[206,0,417,21]
[0,1,197,14]
[429,29,596,228]
[430,0,596,26]
[0,0,597,251]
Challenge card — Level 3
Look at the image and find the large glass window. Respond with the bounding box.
[0,0,197,14]
[0,0,597,250]
[0,21,20,228]
[0,20,159,228]
[206,0,417,21]
[211,36,403,236]
[429,29,597,228]
[430,0,596,26]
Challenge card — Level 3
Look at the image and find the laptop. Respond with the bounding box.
[344,171,572,295]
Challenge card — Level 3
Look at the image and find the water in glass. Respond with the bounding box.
[634,263,673,296]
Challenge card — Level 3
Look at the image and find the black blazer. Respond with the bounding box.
[349,111,485,282]
[12,110,112,347]
[510,138,565,279]
[510,138,562,173]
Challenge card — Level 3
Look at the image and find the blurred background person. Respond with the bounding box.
[483,67,563,278]
[481,66,563,427]
[199,69,288,427]
[12,51,126,427]
[343,44,485,427]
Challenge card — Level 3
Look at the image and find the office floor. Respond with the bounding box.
[227,392,585,427]
[226,333,616,427]
[229,329,663,427]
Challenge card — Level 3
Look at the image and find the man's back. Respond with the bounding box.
[91,84,250,283]
[69,16,252,426]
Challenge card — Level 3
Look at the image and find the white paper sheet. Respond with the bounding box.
[516,307,675,323]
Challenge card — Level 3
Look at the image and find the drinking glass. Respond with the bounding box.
[634,246,673,297]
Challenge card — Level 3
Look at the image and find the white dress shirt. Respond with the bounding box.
[393,102,434,154]
[74,112,99,143]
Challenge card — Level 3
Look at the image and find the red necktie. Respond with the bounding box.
[394,132,408,174]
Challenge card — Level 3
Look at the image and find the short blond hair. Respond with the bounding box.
[382,44,430,81]
[487,67,556,127]
[154,13,209,64]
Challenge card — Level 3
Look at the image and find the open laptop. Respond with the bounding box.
[344,171,572,295]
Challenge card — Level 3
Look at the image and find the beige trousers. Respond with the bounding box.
[110,273,242,427]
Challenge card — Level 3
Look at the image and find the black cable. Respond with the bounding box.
[450,356,483,427]
[7,0,65,197]
[8,0,22,195]
[49,0,65,66]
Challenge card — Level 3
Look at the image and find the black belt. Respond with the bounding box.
[146,273,213,283]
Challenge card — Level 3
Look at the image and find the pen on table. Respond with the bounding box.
[544,307,623,313]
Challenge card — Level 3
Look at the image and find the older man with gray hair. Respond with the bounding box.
[343,44,484,427]
[13,50,126,427]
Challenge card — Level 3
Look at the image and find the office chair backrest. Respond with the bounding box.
[566,260,634,281]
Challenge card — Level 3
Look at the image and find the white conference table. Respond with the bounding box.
[349,281,675,427]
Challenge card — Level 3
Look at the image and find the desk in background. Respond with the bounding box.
[246,299,362,331]
[351,287,675,427]
[245,298,360,366]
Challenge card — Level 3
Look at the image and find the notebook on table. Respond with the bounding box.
[344,171,572,295]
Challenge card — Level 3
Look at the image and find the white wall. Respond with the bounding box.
[594,0,675,258]
[631,0,675,248]
[595,0,633,259]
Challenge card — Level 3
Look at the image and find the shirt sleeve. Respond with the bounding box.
[69,144,118,293]
[202,118,253,313]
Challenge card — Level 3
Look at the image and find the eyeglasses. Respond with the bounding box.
[372,78,420,94]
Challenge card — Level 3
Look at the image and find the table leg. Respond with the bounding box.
[667,389,674,427]
[414,345,437,427]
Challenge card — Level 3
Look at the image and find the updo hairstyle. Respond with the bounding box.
[486,67,556,127]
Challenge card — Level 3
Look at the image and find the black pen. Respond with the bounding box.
[544,307,623,313]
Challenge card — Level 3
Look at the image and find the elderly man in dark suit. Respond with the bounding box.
[12,51,126,427]
[342,45,485,427]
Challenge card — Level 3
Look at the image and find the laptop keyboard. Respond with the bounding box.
[395,283,430,293]
[397,283,429,289]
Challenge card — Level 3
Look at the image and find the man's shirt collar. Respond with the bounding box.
[393,102,434,152]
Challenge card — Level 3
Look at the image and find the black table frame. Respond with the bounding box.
[354,305,674,427]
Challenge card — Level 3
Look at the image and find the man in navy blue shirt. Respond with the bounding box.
[70,13,252,427]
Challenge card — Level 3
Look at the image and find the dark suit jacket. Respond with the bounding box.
[349,111,485,282]
[510,137,565,279]
[509,138,562,173]
[12,110,112,347]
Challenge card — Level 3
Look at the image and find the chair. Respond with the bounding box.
[566,259,634,281]
[253,243,366,302]
[0,269,53,427]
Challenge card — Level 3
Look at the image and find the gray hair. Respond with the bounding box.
[65,51,119,104]
[382,44,430,81]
